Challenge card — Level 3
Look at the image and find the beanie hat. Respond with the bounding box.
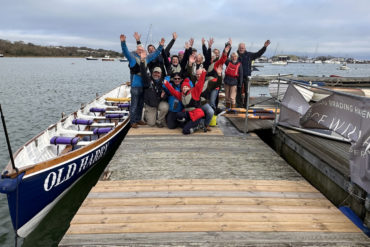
[181,78,191,90]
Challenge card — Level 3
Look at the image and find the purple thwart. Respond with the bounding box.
[72,119,93,125]
[89,108,106,113]
[93,128,112,135]
[50,136,80,145]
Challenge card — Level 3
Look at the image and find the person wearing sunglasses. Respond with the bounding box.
[162,72,193,129]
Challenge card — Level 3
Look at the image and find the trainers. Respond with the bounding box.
[206,126,212,132]
[189,128,194,134]
[131,123,139,128]
[137,120,147,125]
[177,117,186,123]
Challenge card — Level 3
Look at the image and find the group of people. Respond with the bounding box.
[120,32,270,134]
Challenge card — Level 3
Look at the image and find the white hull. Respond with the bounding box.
[268,80,314,102]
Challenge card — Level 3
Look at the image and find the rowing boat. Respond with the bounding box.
[0,83,131,237]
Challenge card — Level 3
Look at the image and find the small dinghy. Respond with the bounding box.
[0,83,131,238]
[269,79,315,102]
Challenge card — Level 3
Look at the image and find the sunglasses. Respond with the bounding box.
[173,78,181,81]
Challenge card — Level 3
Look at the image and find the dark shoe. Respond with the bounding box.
[206,126,212,132]
[137,120,147,125]
[156,122,164,128]
[131,123,139,128]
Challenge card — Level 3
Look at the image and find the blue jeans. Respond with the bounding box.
[201,103,214,126]
[130,87,144,123]
[209,89,219,110]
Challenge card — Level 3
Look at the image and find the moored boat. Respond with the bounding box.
[85,56,98,60]
[0,83,131,237]
[339,62,350,70]
[102,55,114,61]
[268,79,315,102]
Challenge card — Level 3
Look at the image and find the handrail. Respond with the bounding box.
[283,77,369,99]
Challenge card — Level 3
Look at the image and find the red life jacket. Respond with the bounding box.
[225,62,241,77]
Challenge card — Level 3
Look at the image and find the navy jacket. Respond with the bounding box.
[237,46,266,77]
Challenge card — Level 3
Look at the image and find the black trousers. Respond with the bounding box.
[176,112,201,135]
[236,76,249,108]
[166,111,183,129]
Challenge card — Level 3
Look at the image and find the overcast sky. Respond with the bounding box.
[1,0,370,59]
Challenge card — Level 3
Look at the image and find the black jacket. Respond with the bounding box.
[237,46,266,77]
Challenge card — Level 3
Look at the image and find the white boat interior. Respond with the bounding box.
[269,80,314,102]
[12,84,131,170]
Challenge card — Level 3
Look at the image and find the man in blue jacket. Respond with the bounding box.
[120,33,164,128]
[237,40,270,107]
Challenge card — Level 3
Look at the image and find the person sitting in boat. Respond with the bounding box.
[162,72,193,129]
[140,51,169,127]
[164,69,207,134]
[120,33,165,128]
[224,41,243,109]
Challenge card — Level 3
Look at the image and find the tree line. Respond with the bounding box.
[0,39,122,57]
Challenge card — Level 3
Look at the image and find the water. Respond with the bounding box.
[0,57,129,246]
[0,58,369,246]
[253,62,370,78]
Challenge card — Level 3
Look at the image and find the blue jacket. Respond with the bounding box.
[121,41,163,87]
[162,76,193,112]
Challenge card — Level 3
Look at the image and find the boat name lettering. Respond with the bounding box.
[44,163,77,191]
[78,143,109,174]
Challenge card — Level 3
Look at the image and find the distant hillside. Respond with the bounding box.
[0,39,122,57]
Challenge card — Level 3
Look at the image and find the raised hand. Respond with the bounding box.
[202,37,205,45]
[120,34,126,42]
[189,54,195,65]
[208,38,214,48]
[173,32,178,40]
[224,45,230,54]
[264,40,271,47]
[160,38,165,46]
[133,32,141,41]
[228,38,232,46]
[185,41,189,49]
[189,38,194,47]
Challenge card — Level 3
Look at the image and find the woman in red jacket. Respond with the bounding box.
[164,70,207,134]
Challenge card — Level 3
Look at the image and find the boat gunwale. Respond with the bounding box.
[3,84,130,178]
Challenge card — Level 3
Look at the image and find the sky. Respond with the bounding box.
[1,0,370,59]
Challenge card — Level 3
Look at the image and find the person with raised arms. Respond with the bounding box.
[163,69,207,135]
[120,33,165,128]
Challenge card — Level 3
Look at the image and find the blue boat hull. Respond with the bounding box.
[2,120,130,237]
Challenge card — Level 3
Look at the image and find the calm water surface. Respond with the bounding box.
[0,58,369,246]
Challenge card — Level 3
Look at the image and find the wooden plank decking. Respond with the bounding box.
[59,123,370,246]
